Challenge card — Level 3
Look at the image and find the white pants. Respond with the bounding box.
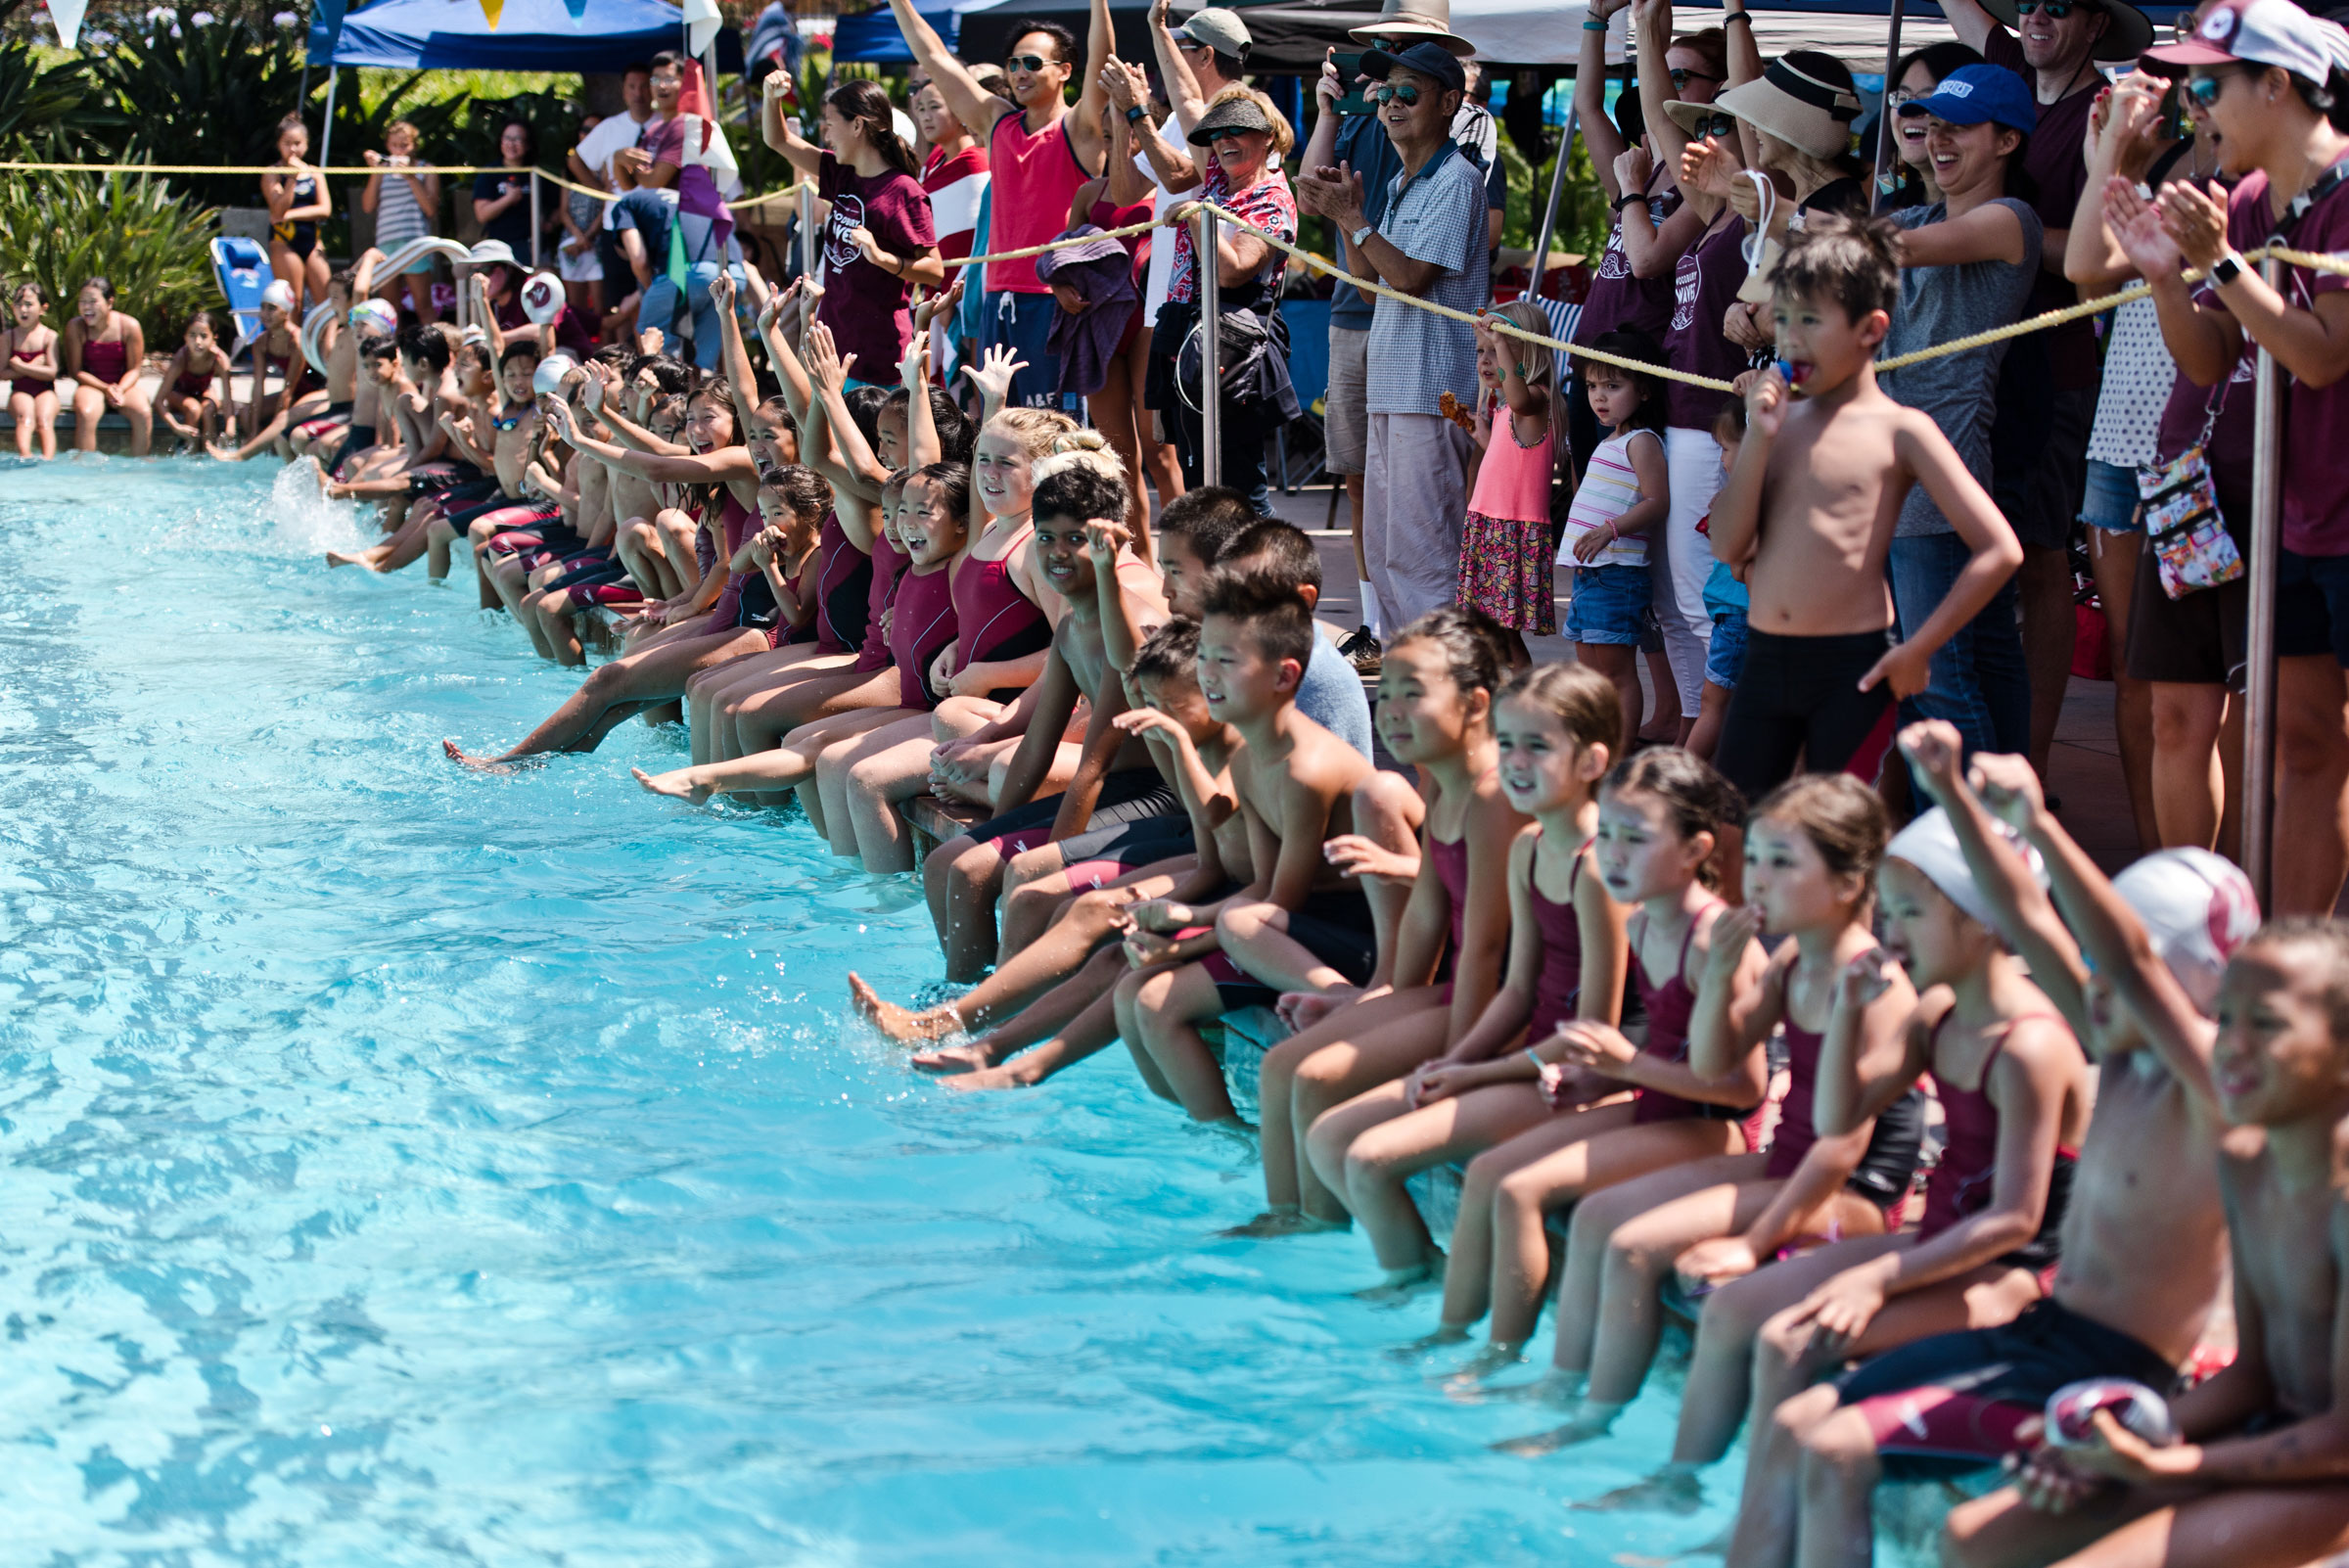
[1655,425,1724,712]
[1363,411,1473,632]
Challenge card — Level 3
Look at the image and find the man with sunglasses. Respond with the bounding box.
[1297,39,1491,629]
[1941,0,2155,784]
[885,0,1115,407]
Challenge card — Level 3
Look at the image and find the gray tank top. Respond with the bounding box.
[1881,196,2043,537]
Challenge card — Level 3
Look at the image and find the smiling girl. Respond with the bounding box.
[6,281,60,459]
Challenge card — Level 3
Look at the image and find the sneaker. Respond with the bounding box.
[1339,625,1382,675]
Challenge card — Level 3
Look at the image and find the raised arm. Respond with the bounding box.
[1579,0,1633,199]
[2067,75,2172,287]
[2161,176,2349,390]
[1148,0,1209,133]
[760,73,828,180]
[711,270,763,438]
[1064,0,1117,174]
[888,0,1014,138]
[1107,58,1201,194]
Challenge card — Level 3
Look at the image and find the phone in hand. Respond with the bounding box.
[1333,53,1375,116]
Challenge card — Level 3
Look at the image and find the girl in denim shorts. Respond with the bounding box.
[1559,332,1670,746]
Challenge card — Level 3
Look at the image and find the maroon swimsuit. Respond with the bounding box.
[1628,903,1763,1131]
[889,561,959,711]
[951,527,1053,702]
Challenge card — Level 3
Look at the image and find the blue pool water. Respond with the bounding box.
[0,461,1748,1566]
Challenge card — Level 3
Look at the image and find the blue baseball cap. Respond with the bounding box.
[1896,63,2037,134]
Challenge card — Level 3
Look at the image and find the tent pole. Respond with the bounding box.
[2244,256,2284,908]
[1871,0,1908,198]
[1529,97,1579,300]
[319,68,340,168]
[1197,207,1221,488]
[798,182,816,284]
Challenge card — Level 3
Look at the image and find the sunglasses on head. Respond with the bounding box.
[1669,67,1721,91]
[1005,52,1054,72]
[1690,112,1738,140]
[1370,81,1422,106]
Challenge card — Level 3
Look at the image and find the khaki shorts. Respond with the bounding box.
[1324,324,1370,477]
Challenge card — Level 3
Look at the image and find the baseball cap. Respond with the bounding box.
[1175,7,1252,58]
[1886,807,2045,930]
[2143,0,2349,80]
[2109,847,2261,1014]
[1359,38,1469,95]
[1899,62,2040,133]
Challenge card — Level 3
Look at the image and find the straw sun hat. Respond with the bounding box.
[1665,51,1863,160]
[1348,0,1475,60]
[1982,0,2154,63]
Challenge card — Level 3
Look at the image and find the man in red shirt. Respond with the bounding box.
[887,0,1116,408]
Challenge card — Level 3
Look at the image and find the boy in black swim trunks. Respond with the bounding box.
[1112,561,1385,1130]
[1723,729,2252,1566]
[1706,214,2022,803]
[1943,908,2349,1568]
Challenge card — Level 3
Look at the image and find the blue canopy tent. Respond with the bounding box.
[830,3,957,63]
[305,0,712,70]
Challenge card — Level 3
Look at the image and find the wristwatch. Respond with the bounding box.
[1125,105,1148,124]
[1350,222,1375,248]
[2211,251,2246,286]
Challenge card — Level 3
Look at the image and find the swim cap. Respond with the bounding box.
[2111,847,2261,1013]
[347,300,397,337]
[2044,1379,2178,1449]
[531,353,577,399]
[1885,807,2043,929]
[260,279,297,312]
[520,271,566,325]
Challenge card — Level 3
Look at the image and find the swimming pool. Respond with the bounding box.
[0,460,1755,1566]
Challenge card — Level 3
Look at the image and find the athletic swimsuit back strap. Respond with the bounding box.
[1917,1014,2076,1249]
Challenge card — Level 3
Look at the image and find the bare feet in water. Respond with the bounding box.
[1386,1322,1472,1360]
[939,1062,1030,1091]
[1437,1341,1526,1392]
[911,1040,992,1073]
[442,739,522,773]
[1354,1256,1444,1305]
[1571,1467,1706,1515]
[849,973,957,1041]
[631,765,712,804]
[1489,1398,1621,1452]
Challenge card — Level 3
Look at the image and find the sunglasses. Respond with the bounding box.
[1204,125,1253,143]
[2186,70,2246,107]
[2015,0,2098,17]
[1005,52,1055,72]
[1369,81,1423,106]
[1689,112,1738,140]
[1669,68,1722,91]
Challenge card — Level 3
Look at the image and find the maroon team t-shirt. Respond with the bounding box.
[1577,181,1684,347]
[2202,165,2349,557]
[1663,210,1750,430]
[1985,33,2100,391]
[817,150,937,377]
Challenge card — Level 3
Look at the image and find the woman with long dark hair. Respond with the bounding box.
[762,76,945,387]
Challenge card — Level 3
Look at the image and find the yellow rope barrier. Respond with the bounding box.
[938,214,1166,272]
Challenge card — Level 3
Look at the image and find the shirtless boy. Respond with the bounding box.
[1705,213,2023,803]
[921,616,1259,1089]
[1943,914,2349,1568]
[909,457,1176,933]
[1722,726,2254,1567]
[1114,563,1385,1130]
[325,326,479,569]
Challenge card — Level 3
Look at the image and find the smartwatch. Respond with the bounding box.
[1125,105,1148,125]
[2211,252,2247,287]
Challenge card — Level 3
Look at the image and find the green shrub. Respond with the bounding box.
[93,14,311,209]
[0,169,220,347]
[0,38,123,157]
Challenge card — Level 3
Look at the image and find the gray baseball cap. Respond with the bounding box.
[1176,7,1252,57]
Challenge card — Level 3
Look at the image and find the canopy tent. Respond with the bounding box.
[833,2,959,63]
[949,0,1163,69]
[304,0,732,70]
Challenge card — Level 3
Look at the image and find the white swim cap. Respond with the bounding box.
[1885,807,2043,929]
[531,353,577,399]
[2111,847,2261,1013]
[260,279,297,312]
[347,300,398,337]
[520,271,566,326]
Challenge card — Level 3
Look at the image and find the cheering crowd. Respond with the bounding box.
[41,0,2349,1555]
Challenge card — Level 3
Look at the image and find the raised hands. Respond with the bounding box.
[961,342,1028,410]
[1083,516,1131,565]
[805,318,858,392]
[1612,145,1654,197]
[1833,945,1900,1014]
[2104,175,2185,277]
[708,268,735,314]
[2154,178,2232,272]
[1966,751,2049,833]
[1896,717,1966,804]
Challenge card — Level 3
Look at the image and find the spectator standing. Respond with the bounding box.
[362,119,442,324]
[885,0,1116,408]
[473,120,546,261]
[1940,0,2155,779]
[914,75,991,279]
[1300,0,1489,654]
[1298,40,1491,628]
[1622,0,1755,732]
[624,52,749,369]
[2066,66,2217,856]
[570,63,654,314]
[762,78,944,386]
[2125,0,2349,914]
[1874,64,2041,764]
[557,114,609,323]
